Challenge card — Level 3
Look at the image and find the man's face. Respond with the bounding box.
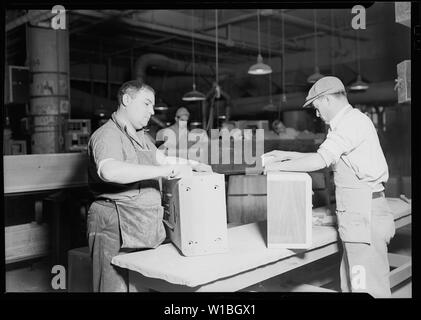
[312,96,329,123]
[124,88,155,130]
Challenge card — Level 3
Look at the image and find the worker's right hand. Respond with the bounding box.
[166,164,193,179]
[261,150,294,166]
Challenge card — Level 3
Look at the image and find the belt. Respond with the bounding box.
[94,198,116,208]
[372,191,385,199]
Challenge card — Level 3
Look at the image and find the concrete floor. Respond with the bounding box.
[5,224,412,297]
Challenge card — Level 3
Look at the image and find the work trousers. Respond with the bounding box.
[87,200,130,292]
[339,197,396,298]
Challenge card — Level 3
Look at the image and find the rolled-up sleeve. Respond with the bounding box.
[89,129,124,177]
[317,122,365,167]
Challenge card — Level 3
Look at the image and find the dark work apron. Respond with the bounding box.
[110,115,166,249]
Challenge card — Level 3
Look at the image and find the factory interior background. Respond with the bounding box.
[4,3,412,296]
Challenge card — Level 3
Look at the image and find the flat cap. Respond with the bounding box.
[303,76,346,108]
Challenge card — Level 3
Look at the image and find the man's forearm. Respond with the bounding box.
[165,156,199,167]
[288,151,309,160]
[271,153,326,172]
[101,160,171,184]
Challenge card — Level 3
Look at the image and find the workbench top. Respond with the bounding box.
[111,198,411,288]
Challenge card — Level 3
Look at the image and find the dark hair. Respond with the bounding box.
[117,79,155,106]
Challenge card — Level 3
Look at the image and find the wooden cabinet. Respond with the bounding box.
[267,172,312,249]
[162,172,228,256]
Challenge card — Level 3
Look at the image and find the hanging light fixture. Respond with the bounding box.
[279,9,287,119]
[263,17,277,111]
[307,9,324,83]
[154,71,169,111]
[349,28,369,91]
[182,9,206,101]
[330,9,335,76]
[154,99,169,111]
[248,9,272,75]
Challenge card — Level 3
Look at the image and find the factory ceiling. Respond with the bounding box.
[7,7,373,66]
[5,4,411,110]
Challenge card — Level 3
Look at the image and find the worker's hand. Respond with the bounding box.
[192,162,213,173]
[167,164,193,179]
[261,150,294,167]
[263,161,285,174]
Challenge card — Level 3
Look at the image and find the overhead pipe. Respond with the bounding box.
[198,9,367,41]
[71,10,306,52]
[230,81,397,117]
[133,53,234,81]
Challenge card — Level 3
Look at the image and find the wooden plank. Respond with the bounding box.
[395,214,411,230]
[390,261,411,288]
[388,253,411,268]
[4,153,88,194]
[279,282,336,293]
[5,222,49,264]
[267,172,312,249]
[128,241,339,292]
[113,223,339,288]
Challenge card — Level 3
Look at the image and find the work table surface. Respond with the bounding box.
[111,198,411,288]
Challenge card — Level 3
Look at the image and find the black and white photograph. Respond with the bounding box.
[2,1,415,306]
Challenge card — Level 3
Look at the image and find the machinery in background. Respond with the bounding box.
[64,119,91,152]
[162,172,228,256]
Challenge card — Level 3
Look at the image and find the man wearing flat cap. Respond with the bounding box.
[262,76,395,298]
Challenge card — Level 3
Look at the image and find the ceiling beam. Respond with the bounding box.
[6,10,56,32]
[71,10,307,54]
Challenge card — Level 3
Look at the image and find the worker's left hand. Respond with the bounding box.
[192,163,213,172]
[261,150,293,165]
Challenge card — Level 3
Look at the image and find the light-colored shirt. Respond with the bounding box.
[88,112,160,200]
[317,104,388,192]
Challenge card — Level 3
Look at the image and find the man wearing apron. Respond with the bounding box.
[87,80,211,292]
[262,76,395,298]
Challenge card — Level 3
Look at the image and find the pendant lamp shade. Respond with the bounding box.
[249,54,272,75]
[182,83,206,101]
[349,74,369,91]
[307,66,324,84]
[263,100,278,112]
[263,17,276,111]
[248,10,272,75]
[154,100,169,111]
[307,10,324,83]
[182,9,206,101]
[349,29,369,91]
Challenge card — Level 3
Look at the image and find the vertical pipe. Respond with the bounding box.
[28,23,70,154]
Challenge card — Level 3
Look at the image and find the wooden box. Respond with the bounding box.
[227,175,267,224]
[396,60,411,104]
[267,172,312,249]
[162,172,228,256]
[395,2,411,28]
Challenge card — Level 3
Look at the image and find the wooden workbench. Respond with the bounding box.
[112,197,411,292]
